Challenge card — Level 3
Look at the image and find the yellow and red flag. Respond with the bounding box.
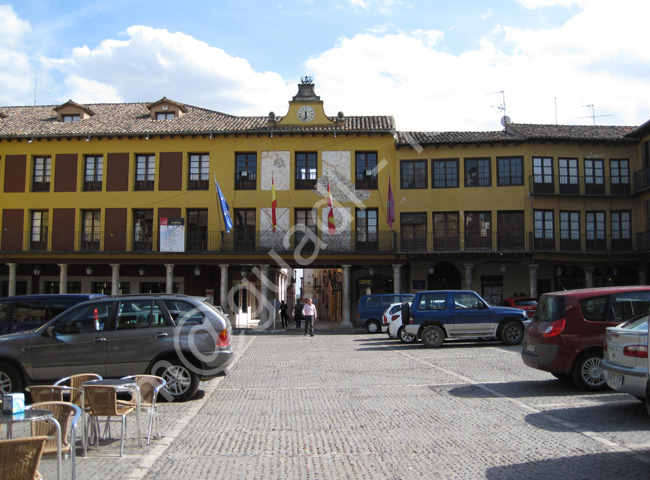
[272,175,277,233]
[327,180,335,234]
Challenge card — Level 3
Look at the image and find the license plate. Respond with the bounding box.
[525,343,535,353]
[607,372,623,386]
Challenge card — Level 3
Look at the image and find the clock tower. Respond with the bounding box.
[276,76,338,126]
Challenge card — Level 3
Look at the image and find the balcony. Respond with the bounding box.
[529,174,631,196]
[0,229,639,256]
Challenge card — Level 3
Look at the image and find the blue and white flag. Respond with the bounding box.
[214,173,234,233]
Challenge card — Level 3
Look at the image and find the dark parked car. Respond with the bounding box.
[0,294,105,335]
[0,294,233,401]
[522,286,650,390]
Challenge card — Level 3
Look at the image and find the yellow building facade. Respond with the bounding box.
[1,79,649,327]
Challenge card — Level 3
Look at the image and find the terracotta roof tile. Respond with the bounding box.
[0,102,395,138]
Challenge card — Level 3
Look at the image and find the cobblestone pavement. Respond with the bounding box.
[36,327,650,479]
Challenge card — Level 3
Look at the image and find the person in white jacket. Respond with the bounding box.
[302,298,317,336]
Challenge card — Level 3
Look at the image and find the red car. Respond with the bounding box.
[522,286,650,390]
[499,297,537,318]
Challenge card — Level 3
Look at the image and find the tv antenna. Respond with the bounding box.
[579,104,611,125]
[488,90,510,127]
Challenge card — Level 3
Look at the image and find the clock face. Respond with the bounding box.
[297,105,315,123]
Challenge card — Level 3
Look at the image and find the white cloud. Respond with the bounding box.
[50,26,292,113]
[0,4,30,48]
[516,0,587,8]
[0,5,33,105]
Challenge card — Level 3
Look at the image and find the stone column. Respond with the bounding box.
[392,264,402,294]
[110,264,120,295]
[58,264,69,294]
[260,264,270,326]
[585,266,595,289]
[340,264,352,330]
[164,264,174,293]
[639,265,647,286]
[219,264,229,312]
[528,264,539,298]
[463,263,474,290]
[7,263,16,297]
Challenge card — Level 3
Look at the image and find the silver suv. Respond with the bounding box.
[0,294,233,402]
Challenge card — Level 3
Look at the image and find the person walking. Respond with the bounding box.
[302,298,317,336]
[279,300,289,328]
[294,300,304,329]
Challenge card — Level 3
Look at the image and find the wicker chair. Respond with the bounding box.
[26,385,66,403]
[83,385,136,457]
[54,373,102,454]
[30,401,81,480]
[0,436,48,480]
[121,375,167,444]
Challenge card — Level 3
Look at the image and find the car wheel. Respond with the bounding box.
[572,351,607,391]
[153,359,200,402]
[366,320,381,334]
[500,321,524,345]
[551,372,572,381]
[0,363,23,394]
[398,326,416,344]
[421,325,444,348]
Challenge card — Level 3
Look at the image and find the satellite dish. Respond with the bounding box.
[501,115,511,127]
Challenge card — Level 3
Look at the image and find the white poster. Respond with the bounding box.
[160,217,185,252]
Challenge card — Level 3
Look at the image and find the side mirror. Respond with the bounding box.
[46,325,56,337]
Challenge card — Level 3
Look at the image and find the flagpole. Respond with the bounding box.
[214,172,223,252]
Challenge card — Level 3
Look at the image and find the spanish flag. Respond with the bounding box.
[271,175,277,233]
[327,180,335,234]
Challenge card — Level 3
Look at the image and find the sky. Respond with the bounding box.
[1,0,650,132]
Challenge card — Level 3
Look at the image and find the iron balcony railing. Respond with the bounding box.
[529,174,632,196]
[0,230,638,256]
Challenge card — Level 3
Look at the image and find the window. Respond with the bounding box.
[135,154,155,191]
[234,209,256,251]
[497,211,525,251]
[558,158,579,194]
[400,160,427,189]
[610,159,630,195]
[92,282,130,295]
[560,211,580,251]
[133,209,153,251]
[584,158,604,195]
[464,158,491,187]
[533,210,555,250]
[400,212,427,252]
[295,208,317,253]
[586,211,606,251]
[295,152,317,190]
[84,155,103,191]
[432,159,458,188]
[418,292,446,310]
[62,114,80,123]
[156,112,175,120]
[497,157,523,186]
[115,300,166,330]
[235,153,257,190]
[140,282,179,294]
[50,302,112,335]
[356,208,378,251]
[163,299,205,325]
[31,210,48,251]
[187,209,208,251]
[464,211,492,250]
[44,282,81,294]
[611,210,632,251]
[189,154,209,190]
[355,152,378,189]
[532,157,554,194]
[453,292,483,310]
[33,156,51,192]
[433,212,459,251]
[82,210,101,251]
